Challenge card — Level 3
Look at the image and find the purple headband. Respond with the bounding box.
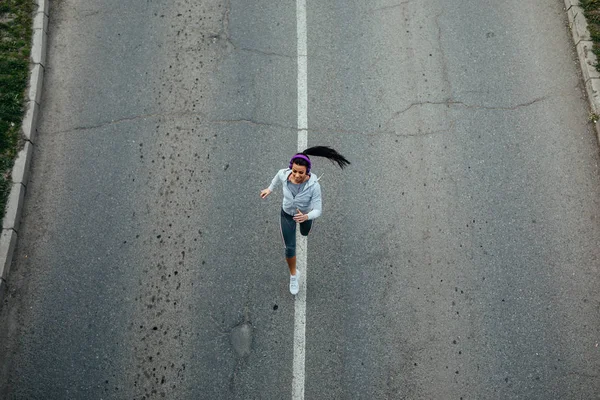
[289,153,312,172]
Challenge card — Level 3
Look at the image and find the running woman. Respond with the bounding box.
[260,146,350,294]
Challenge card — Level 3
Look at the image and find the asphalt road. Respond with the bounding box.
[0,0,599,399]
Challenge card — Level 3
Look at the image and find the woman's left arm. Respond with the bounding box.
[307,184,322,220]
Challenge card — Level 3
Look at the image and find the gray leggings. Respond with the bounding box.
[280,208,313,258]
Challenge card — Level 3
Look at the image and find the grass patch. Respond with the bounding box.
[580,0,600,70]
[0,0,33,226]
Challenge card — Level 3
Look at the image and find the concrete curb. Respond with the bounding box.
[565,0,600,136]
[0,0,49,293]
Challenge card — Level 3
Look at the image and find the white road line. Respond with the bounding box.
[293,0,308,399]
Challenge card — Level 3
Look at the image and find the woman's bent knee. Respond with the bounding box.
[300,221,313,236]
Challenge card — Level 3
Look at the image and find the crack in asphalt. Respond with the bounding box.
[209,0,295,59]
[434,10,452,95]
[223,0,231,38]
[49,115,452,138]
[307,120,457,138]
[80,10,102,18]
[385,95,551,127]
[52,112,200,134]
[47,94,549,138]
[211,0,293,60]
[371,1,412,13]
[209,118,292,130]
[237,46,294,59]
[205,0,235,51]
[46,113,296,135]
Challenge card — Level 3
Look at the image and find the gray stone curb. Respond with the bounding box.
[567,5,590,44]
[585,78,600,114]
[31,25,47,67]
[2,184,25,232]
[565,0,600,137]
[21,101,39,143]
[0,0,49,290]
[28,64,44,105]
[0,230,18,281]
[12,141,33,187]
[565,0,580,10]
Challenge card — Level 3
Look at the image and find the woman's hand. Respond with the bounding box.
[294,209,309,223]
[260,188,271,199]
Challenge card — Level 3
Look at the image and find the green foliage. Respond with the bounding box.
[580,1,600,71]
[581,0,600,11]
[589,23,600,42]
[592,43,600,64]
[0,0,33,225]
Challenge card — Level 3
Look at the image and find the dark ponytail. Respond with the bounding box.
[302,146,350,169]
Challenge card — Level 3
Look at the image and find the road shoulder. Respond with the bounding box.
[0,0,48,298]
[565,0,600,138]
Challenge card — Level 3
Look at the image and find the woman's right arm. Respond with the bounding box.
[260,170,283,198]
[267,170,283,192]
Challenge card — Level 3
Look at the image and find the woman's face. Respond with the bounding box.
[291,163,307,183]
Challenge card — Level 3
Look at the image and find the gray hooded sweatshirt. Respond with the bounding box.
[268,168,322,220]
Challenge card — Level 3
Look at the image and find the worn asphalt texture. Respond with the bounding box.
[0,0,599,399]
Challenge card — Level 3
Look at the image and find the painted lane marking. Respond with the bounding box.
[293,0,308,399]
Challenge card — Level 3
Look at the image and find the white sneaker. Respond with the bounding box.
[290,270,300,295]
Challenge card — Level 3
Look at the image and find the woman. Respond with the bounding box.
[260,146,350,294]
